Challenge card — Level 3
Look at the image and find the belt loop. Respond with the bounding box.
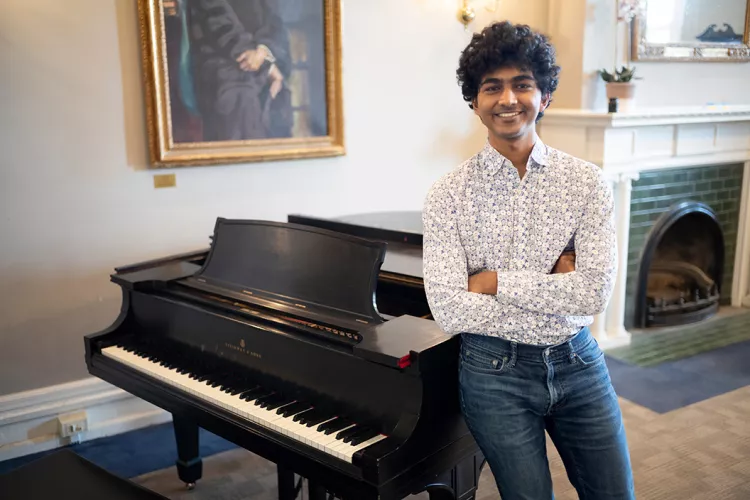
[567,337,577,364]
[571,327,585,352]
[509,342,518,367]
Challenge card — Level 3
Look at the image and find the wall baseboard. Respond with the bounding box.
[0,378,171,462]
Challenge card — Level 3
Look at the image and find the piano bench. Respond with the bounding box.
[0,449,169,500]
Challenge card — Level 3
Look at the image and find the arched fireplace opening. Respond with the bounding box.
[634,201,725,328]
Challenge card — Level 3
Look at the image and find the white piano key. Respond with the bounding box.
[101,346,387,464]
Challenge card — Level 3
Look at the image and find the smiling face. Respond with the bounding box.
[472,66,550,145]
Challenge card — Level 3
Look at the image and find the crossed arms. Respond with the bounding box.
[421,175,617,336]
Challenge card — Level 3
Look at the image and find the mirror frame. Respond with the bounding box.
[632,0,750,62]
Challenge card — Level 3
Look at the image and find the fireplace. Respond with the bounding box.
[538,105,750,348]
[634,201,725,328]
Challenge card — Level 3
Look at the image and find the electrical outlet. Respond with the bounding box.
[57,411,88,438]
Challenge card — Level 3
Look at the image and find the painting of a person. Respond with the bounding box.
[172,0,294,142]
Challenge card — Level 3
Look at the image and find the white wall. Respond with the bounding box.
[0,0,548,396]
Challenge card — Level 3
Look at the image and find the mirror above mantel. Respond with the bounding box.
[632,0,750,61]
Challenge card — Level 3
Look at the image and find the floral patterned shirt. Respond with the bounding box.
[422,140,617,345]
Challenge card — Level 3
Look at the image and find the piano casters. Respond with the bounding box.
[172,416,203,490]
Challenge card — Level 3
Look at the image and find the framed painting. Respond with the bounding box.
[138,0,344,167]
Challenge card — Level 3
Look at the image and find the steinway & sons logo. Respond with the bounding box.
[224,338,261,359]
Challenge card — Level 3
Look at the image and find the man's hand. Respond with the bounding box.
[237,46,270,72]
[268,64,284,99]
[552,251,576,274]
[468,271,497,295]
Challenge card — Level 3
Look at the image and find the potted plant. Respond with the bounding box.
[599,66,637,101]
[599,0,644,111]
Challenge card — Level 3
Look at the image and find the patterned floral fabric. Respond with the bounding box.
[422,140,617,345]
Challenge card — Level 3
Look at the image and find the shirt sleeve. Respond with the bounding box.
[422,179,511,335]
[494,173,617,316]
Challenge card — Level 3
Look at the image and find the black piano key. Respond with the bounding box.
[303,412,330,427]
[343,426,375,444]
[316,417,338,433]
[253,392,276,406]
[208,373,230,388]
[349,428,380,446]
[318,417,354,434]
[278,401,311,417]
[312,409,337,424]
[218,377,243,393]
[292,408,317,423]
[255,393,278,408]
[295,409,319,424]
[320,417,353,435]
[240,388,268,401]
[237,386,261,400]
[266,396,292,410]
[229,379,254,393]
[335,425,362,441]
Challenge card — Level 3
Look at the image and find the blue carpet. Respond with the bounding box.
[605,338,750,413]
[0,423,237,479]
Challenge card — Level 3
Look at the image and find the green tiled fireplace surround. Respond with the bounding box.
[624,164,745,329]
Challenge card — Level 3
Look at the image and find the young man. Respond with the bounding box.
[422,22,635,499]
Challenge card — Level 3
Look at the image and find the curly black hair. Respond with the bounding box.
[457,21,560,120]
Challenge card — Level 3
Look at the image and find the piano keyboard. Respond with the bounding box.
[101,345,387,464]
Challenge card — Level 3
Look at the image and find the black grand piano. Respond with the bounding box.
[84,212,484,500]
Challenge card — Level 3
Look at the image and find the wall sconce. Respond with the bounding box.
[458,0,499,29]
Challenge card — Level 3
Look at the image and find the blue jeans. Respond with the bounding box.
[459,327,635,500]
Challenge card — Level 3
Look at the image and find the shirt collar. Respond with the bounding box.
[479,138,550,174]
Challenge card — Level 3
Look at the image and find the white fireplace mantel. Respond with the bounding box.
[538,105,750,349]
[540,105,750,175]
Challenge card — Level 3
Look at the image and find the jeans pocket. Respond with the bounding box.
[573,340,604,366]
[461,347,510,375]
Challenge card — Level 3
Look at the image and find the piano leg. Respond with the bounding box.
[425,452,485,500]
[172,416,203,489]
[307,480,328,500]
[277,465,297,500]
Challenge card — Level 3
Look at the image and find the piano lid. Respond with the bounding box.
[185,218,387,321]
[288,211,423,246]
[288,212,424,279]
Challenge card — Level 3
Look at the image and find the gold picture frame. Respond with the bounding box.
[138,0,344,167]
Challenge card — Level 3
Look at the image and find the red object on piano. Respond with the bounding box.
[397,354,412,369]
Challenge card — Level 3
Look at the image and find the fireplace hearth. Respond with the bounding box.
[634,201,725,328]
